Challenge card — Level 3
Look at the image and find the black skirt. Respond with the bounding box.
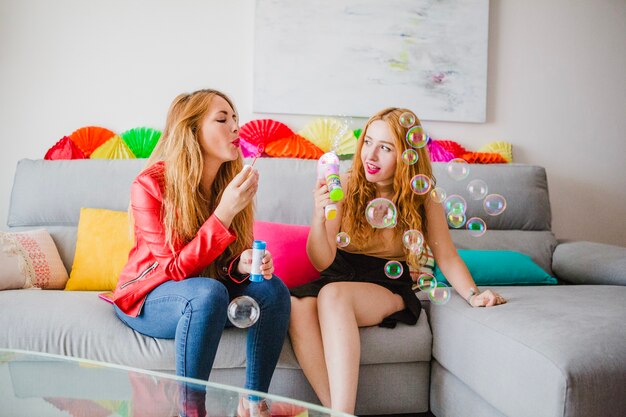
[290,250,421,328]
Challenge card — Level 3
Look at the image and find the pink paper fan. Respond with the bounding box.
[239,119,293,152]
[427,140,456,162]
[44,136,87,160]
[240,139,259,158]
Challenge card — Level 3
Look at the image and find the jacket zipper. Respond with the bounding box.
[120,261,158,289]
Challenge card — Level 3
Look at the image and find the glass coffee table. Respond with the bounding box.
[0,348,353,417]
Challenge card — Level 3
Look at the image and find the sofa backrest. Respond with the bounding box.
[7,158,557,275]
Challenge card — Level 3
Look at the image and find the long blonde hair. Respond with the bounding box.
[145,89,253,278]
[342,108,434,265]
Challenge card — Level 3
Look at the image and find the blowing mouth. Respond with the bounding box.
[232,138,241,147]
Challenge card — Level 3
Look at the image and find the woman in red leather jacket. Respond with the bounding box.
[113,89,290,417]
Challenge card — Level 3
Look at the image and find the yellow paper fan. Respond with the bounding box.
[90,135,136,159]
[298,118,354,153]
[478,141,513,162]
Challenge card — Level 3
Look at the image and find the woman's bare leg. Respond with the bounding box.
[317,282,405,414]
[288,296,331,407]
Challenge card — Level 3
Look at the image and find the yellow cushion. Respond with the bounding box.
[65,208,133,291]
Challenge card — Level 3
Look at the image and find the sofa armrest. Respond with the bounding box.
[552,241,626,285]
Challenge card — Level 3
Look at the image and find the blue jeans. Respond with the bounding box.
[115,276,291,394]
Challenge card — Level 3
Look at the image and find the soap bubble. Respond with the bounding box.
[227,296,260,328]
[336,232,351,248]
[399,112,416,128]
[446,158,470,181]
[430,187,447,203]
[444,194,467,214]
[417,273,437,292]
[384,261,404,279]
[483,194,507,216]
[466,179,488,200]
[466,217,487,237]
[402,230,424,252]
[256,144,265,156]
[410,174,432,195]
[401,149,419,165]
[406,126,428,148]
[447,212,467,228]
[365,198,397,228]
[428,283,451,305]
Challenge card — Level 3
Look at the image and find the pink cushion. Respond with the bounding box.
[253,221,320,288]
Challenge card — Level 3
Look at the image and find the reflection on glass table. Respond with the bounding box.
[0,348,354,417]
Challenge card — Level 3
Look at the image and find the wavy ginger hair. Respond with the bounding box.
[342,108,434,265]
[145,89,253,278]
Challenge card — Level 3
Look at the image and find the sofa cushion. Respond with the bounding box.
[428,285,626,417]
[0,229,68,290]
[434,250,556,286]
[253,221,320,288]
[0,290,432,371]
[65,208,133,291]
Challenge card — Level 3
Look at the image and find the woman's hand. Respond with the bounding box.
[215,166,259,227]
[237,249,274,279]
[470,289,507,307]
[312,179,332,223]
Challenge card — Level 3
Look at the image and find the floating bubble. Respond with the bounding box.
[399,112,416,128]
[483,194,507,216]
[418,273,438,292]
[336,232,351,248]
[467,179,489,200]
[227,296,260,328]
[410,174,431,195]
[401,149,419,165]
[406,126,428,148]
[428,283,451,305]
[430,187,447,203]
[446,158,470,181]
[256,144,265,156]
[466,217,487,237]
[384,261,404,279]
[365,198,397,228]
[402,230,424,251]
[447,212,466,228]
[444,194,467,214]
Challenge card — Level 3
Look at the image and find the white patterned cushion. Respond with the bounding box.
[0,229,69,290]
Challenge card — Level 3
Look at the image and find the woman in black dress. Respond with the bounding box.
[289,108,506,414]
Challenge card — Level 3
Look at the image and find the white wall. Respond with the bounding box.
[1,0,625,246]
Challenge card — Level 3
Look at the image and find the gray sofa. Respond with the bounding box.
[1,158,625,417]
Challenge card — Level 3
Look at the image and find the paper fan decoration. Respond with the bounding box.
[478,141,513,162]
[461,152,508,164]
[44,136,87,160]
[335,131,357,156]
[240,139,262,158]
[298,118,354,153]
[69,126,116,157]
[90,135,136,159]
[120,127,161,158]
[239,119,293,150]
[427,139,467,162]
[264,134,324,159]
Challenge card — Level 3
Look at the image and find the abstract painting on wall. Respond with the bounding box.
[254,0,490,122]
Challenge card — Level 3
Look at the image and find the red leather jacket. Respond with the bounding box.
[113,162,237,317]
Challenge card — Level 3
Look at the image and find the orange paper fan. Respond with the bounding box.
[44,136,87,160]
[264,134,324,159]
[69,126,116,157]
[239,119,293,147]
[461,152,508,164]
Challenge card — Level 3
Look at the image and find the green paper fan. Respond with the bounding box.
[90,135,136,159]
[120,127,162,158]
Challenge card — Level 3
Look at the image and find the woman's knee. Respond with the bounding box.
[317,282,351,310]
[253,277,291,313]
[186,278,229,312]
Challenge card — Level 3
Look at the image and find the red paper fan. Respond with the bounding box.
[69,126,116,157]
[239,119,293,149]
[44,136,87,160]
[265,134,324,159]
[461,152,508,164]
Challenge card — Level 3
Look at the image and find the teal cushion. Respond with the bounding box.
[434,250,557,286]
